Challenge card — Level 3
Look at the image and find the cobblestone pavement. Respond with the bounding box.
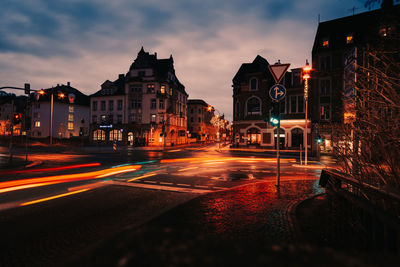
[78,179,341,267]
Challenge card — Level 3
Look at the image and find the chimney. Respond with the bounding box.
[67,82,70,86]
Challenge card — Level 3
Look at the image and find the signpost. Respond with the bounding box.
[268,62,290,188]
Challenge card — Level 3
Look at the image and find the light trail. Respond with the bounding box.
[127,173,157,182]
[20,188,90,206]
[0,165,141,194]
[178,167,199,172]
[0,163,101,175]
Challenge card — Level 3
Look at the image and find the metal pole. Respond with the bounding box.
[304,78,308,165]
[300,144,303,165]
[276,101,280,187]
[8,99,14,165]
[50,92,53,145]
[25,97,29,162]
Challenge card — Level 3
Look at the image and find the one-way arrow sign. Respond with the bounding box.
[268,63,290,84]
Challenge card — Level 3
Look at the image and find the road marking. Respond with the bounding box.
[145,180,157,184]
[20,188,90,206]
[127,173,157,182]
[111,181,213,194]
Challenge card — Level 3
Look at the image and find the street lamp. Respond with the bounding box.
[207,105,224,150]
[302,59,312,165]
[37,89,66,145]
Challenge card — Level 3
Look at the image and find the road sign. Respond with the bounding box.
[268,63,290,84]
[269,84,286,102]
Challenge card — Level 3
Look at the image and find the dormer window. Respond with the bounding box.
[249,78,258,91]
[322,38,329,48]
[346,34,353,44]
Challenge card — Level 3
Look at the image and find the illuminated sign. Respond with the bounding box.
[100,124,113,129]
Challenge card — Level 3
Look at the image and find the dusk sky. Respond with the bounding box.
[0,0,378,120]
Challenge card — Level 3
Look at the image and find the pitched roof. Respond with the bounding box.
[90,74,126,97]
[33,84,90,106]
[233,55,273,84]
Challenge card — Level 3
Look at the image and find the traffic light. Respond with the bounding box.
[24,83,30,95]
[269,102,280,126]
[13,113,22,125]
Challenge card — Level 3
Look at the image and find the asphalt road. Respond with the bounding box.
[0,143,329,266]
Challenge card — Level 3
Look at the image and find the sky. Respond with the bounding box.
[0,0,378,120]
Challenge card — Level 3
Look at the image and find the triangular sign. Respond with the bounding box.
[268,63,290,84]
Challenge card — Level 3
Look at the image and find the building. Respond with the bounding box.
[90,75,126,143]
[0,92,28,137]
[232,55,311,149]
[31,83,90,139]
[90,47,189,146]
[187,99,216,142]
[311,0,400,152]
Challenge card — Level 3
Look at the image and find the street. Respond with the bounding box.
[0,144,328,266]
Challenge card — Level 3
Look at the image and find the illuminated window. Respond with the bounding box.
[68,114,74,121]
[93,130,105,141]
[160,85,166,94]
[68,122,74,130]
[109,129,122,141]
[151,114,156,122]
[69,106,74,113]
[322,38,329,48]
[34,121,40,127]
[147,84,155,93]
[346,34,353,44]
[320,104,331,120]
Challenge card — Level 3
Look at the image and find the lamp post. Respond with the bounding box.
[207,105,224,150]
[302,60,312,165]
[38,89,65,145]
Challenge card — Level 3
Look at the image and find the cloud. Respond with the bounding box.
[0,0,372,120]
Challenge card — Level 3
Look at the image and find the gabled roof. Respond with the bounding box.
[90,74,126,97]
[233,55,273,84]
[33,84,90,106]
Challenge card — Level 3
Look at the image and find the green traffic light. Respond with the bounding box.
[270,117,279,125]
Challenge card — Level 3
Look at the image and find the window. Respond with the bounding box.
[130,114,136,122]
[138,71,145,77]
[109,100,114,111]
[69,106,74,113]
[108,114,114,123]
[68,114,74,121]
[92,115,97,124]
[34,121,40,127]
[109,129,122,141]
[320,104,331,120]
[117,100,123,110]
[198,109,201,114]
[93,101,97,111]
[159,99,164,109]
[131,84,142,93]
[250,78,258,91]
[151,99,156,109]
[147,84,155,93]
[117,114,122,123]
[160,85,166,94]
[151,114,156,122]
[93,130,105,141]
[320,79,331,95]
[289,95,304,113]
[346,34,353,44]
[169,88,173,95]
[247,97,261,115]
[379,26,392,37]
[322,38,329,48]
[191,117,193,122]
[131,99,142,109]
[198,117,201,123]
[101,101,106,111]
[33,112,40,119]
[320,56,331,71]
[68,122,73,130]
[101,115,107,123]
[235,102,240,119]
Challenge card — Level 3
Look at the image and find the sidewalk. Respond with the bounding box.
[74,178,394,267]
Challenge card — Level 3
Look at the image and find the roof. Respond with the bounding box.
[127,47,188,96]
[232,55,273,84]
[33,84,90,106]
[90,74,126,97]
[312,4,400,53]
[188,99,209,107]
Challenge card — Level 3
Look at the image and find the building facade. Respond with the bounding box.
[311,0,400,152]
[232,55,312,149]
[90,47,189,146]
[187,99,216,142]
[31,83,90,139]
